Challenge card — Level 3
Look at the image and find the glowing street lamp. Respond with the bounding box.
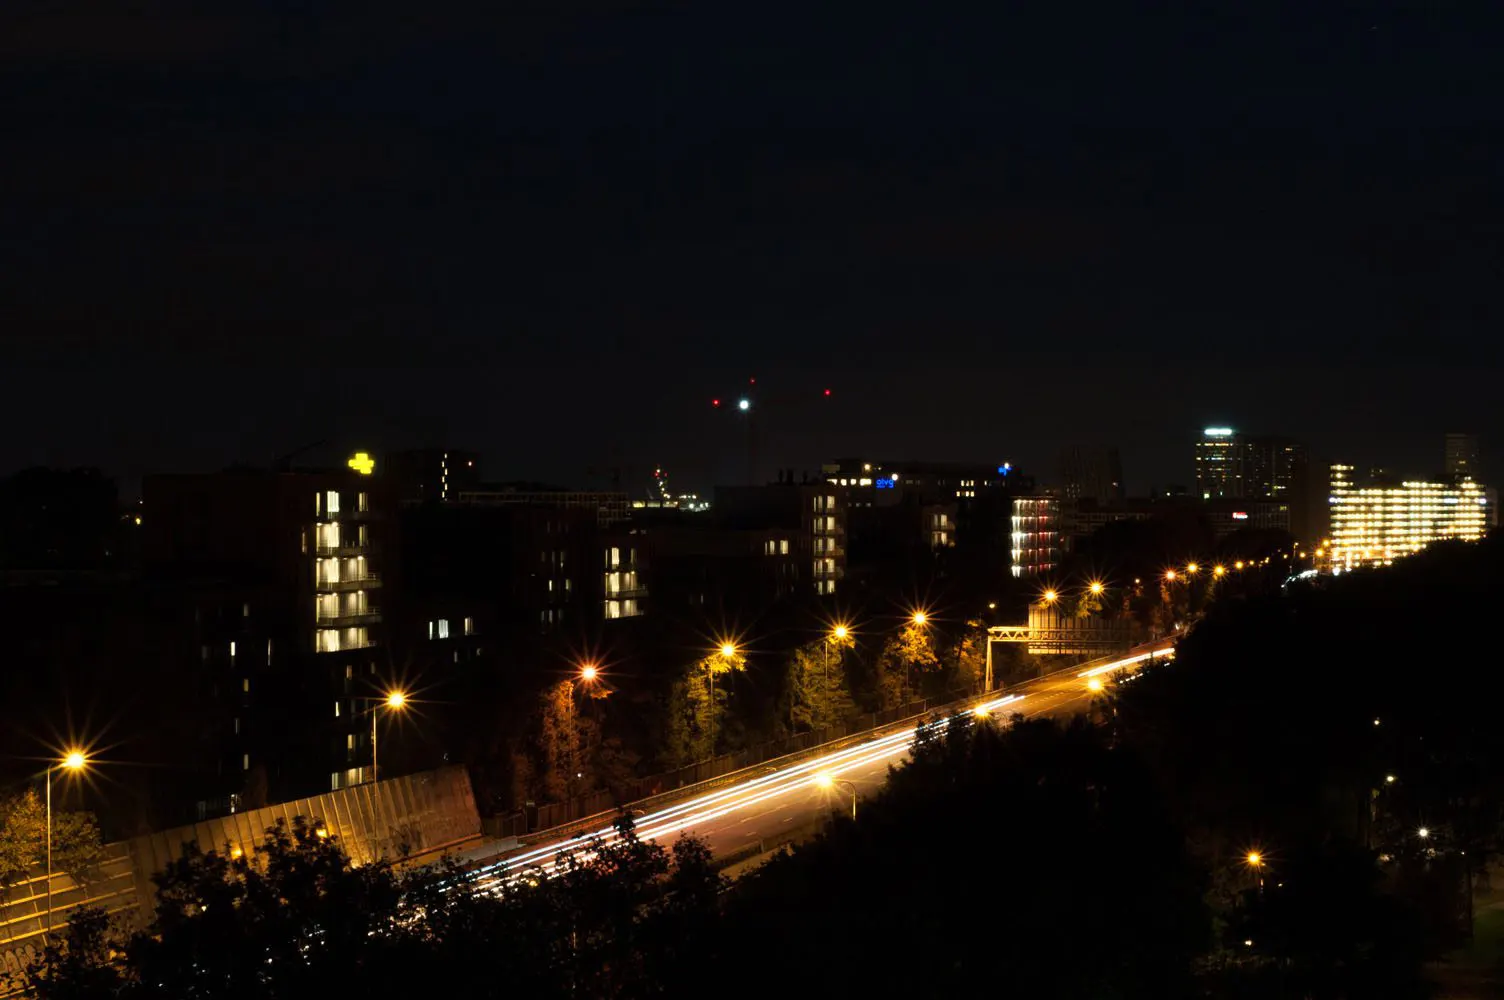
[370,690,408,784]
[910,610,928,626]
[1213,565,1226,578]
[46,750,90,939]
[1246,851,1265,892]
[1042,590,1058,604]
[720,643,738,658]
[1164,569,1177,582]
[579,663,599,683]
[1417,827,1430,840]
[1186,562,1200,575]
[1087,677,1105,694]
[1088,581,1105,595]
[814,772,858,820]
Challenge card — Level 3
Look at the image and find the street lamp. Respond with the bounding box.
[1246,851,1265,892]
[1088,581,1105,595]
[1087,677,1105,693]
[1417,827,1430,840]
[1186,562,1200,575]
[910,610,927,626]
[579,662,599,683]
[1164,569,1177,582]
[46,750,89,940]
[1213,565,1226,578]
[821,625,851,730]
[708,642,739,756]
[369,690,407,784]
[814,772,857,821]
[1042,589,1058,604]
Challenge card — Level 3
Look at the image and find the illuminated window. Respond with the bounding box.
[242,678,250,692]
[326,491,341,515]
[437,618,450,639]
[334,702,341,718]
[358,492,369,512]
[463,616,475,635]
[243,754,250,771]
[780,539,790,555]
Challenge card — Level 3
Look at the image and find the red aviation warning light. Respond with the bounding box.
[712,398,721,407]
[823,388,832,396]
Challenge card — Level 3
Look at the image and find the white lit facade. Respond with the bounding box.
[1011,497,1061,578]
[603,543,645,619]
[1327,464,1494,570]
[313,487,379,656]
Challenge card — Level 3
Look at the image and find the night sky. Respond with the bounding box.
[4,3,1502,496]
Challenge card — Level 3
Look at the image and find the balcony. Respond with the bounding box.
[315,543,369,557]
[315,638,377,654]
[314,610,382,628]
[315,574,382,593]
[605,586,649,601]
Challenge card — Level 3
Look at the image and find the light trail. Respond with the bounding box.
[469,694,1024,892]
[1077,647,1174,679]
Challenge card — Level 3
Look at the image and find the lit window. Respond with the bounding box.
[438,618,450,639]
[463,616,475,635]
[326,490,341,515]
[334,702,341,718]
[243,754,251,770]
[242,678,250,692]
[234,717,241,734]
[315,492,322,516]
[229,641,237,659]
[780,539,789,555]
[347,734,356,749]
[358,492,369,512]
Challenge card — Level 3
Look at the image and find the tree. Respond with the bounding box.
[949,619,988,692]
[874,621,938,710]
[783,635,856,733]
[30,907,125,1000]
[537,680,588,802]
[0,789,102,886]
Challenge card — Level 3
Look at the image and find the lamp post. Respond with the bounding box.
[815,772,857,820]
[46,750,88,940]
[1246,851,1264,894]
[369,690,407,784]
[710,644,737,757]
[823,625,849,730]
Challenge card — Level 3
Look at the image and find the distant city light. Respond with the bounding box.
[738,398,750,412]
[1204,427,1234,437]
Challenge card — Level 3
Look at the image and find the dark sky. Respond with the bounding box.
[3,2,1502,495]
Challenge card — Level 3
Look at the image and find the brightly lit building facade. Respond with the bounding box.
[1327,464,1495,570]
[1010,497,1061,578]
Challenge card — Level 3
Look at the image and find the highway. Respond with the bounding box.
[470,643,1174,890]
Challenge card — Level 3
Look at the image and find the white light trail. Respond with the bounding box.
[1077,648,1174,679]
[469,694,1024,892]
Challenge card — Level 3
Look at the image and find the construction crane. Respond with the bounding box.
[710,377,835,485]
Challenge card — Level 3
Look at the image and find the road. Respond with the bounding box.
[470,643,1174,890]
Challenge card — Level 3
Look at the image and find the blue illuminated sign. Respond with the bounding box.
[998,463,1012,476]
[875,478,896,489]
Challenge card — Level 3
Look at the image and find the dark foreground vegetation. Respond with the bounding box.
[35,535,1504,998]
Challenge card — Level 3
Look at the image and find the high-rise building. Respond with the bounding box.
[1057,446,1124,504]
[1327,463,1494,571]
[1194,429,1308,533]
[143,459,391,802]
[1195,427,1243,499]
[1010,497,1061,578]
[1445,433,1480,479]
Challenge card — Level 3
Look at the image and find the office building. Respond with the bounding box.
[1327,464,1495,571]
[1010,497,1061,578]
[457,487,630,527]
[1057,446,1124,504]
[1194,428,1306,500]
[1445,433,1481,479]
